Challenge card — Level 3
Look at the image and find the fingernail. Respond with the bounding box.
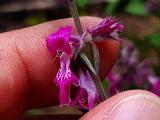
[104,94,160,120]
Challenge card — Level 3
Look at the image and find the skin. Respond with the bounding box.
[0,17,159,120]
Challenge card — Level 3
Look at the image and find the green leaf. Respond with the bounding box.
[105,0,120,14]
[79,41,100,75]
[102,79,110,91]
[76,0,88,8]
[148,33,160,48]
[25,16,46,26]
[79,52,97,75]
[125,0,147,16]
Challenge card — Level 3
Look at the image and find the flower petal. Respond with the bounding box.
[46,26,72,55]
[78,69,98,110]
[55,68,80,106]
[148,76,160,96]
[55,53,79,106]
[59,80,71,106]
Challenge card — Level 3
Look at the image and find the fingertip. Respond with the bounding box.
[80,90,160,120]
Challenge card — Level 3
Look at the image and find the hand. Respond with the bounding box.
[0,17,160,120]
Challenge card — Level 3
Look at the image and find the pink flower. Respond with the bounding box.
[46,27,80,106]
[89,17,123,40]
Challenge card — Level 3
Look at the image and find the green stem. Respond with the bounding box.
[67,0,83,36]
[92,75,107,100]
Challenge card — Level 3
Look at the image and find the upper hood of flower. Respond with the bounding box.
[46,26,72,55]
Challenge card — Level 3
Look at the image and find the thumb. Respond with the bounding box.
[80,90,160,120]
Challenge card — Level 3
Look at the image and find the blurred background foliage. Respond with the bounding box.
[0,0,160,118]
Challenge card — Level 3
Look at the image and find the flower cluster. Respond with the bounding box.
[89,17,123,40]
[46,17,123,110]
[107,42,160,96]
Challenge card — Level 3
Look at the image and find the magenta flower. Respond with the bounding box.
[46,26,72,55]
[89,17,123,40]
[55,53,79,106]
[46,27,80,106]
[46,17,123,110]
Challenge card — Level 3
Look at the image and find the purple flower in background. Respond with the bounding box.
[89,17,123,40]
[120,43,139,66]
[107,71,120,95]
[107,42,160,96]
[148,76,160,96]
[146,0,160,13]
